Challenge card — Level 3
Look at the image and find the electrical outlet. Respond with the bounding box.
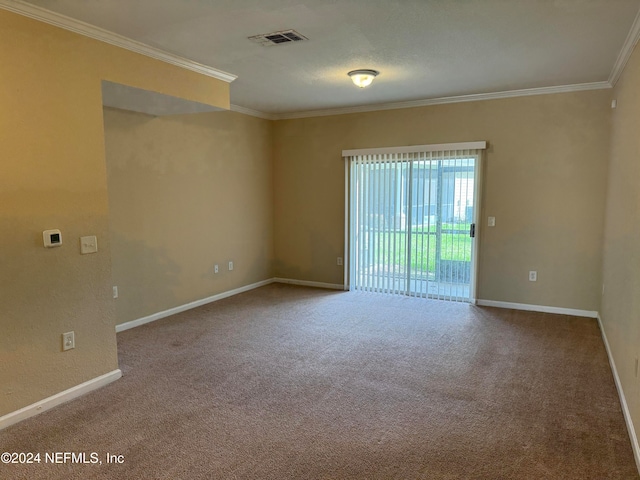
[228,261,233,271]
[62,331,75,351]
[337,257,343,266]
[112,286,118,299]
[214,264,219,274]
[488,216,496,227]
[529,271,537,282]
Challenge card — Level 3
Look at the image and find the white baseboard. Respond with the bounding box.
[476,299,598,318]
[597,314,640,474]
[0,369,122,431]
[116,277,344,334]
[273,277,345,290]
[116,279,275,332]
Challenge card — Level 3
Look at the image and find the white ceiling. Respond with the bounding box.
[15,0,640,117]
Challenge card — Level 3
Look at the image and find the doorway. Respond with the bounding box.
[345,143,484,302]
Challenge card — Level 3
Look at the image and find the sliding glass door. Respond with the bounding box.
[347,145,483,302]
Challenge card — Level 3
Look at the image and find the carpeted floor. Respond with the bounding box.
[1,284,637,479]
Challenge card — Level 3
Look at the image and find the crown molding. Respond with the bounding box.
[0,0,237,83]
[5,0,635,118]
[271,81,612,120]
[609,6,640,87]
[2,0,624,119]
[230,104,277,120]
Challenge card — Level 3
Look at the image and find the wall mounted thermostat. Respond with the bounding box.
[43,229,62,248]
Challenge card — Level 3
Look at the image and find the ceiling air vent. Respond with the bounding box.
[249,29,308,46]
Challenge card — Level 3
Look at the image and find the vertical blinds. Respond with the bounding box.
[344,142,485,302]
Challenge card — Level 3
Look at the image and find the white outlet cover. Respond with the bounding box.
[488,217,496,227]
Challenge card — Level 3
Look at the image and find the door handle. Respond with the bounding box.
[469,223,476,238]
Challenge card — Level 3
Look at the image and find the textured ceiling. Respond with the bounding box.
[19,0,640,116]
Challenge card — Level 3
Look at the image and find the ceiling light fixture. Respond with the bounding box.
[348,69,379,88]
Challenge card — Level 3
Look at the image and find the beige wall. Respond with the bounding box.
[104,108,273,324]
[601,41,640,445]
[273,91,611,310]
[0,10,228,417]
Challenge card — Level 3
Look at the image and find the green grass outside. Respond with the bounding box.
[412,223,471,234]
[364,229,472,272]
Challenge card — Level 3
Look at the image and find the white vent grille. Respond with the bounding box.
[249,29,308,46]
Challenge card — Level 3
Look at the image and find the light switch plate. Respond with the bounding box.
[488,217,496,227]
[62,331,75,351]
[80,235,98,254]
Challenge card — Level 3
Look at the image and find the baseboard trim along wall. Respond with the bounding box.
[116,277,344,334]
[273,277,345,290]
[597,314,640,473]
[116,279,275,332]
[0,369,122,431]
[476,299,598,318]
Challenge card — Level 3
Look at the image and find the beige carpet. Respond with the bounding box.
[1,284,637,479]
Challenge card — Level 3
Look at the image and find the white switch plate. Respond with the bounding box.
[113,286,118,299]
[214,264,219,274]
[62,331,75,351]
[228,261,234,271]
[488,217,496,227]
[80,235,98,254]
[337,257,343,266]
[529,271,537,282]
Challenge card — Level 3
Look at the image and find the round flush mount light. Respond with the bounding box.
[348,69,379,88]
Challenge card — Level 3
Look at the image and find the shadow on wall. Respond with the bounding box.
[310,231,341,283]
[273,230,342,285]
[273,257,306,281]
[110,232,182,325]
